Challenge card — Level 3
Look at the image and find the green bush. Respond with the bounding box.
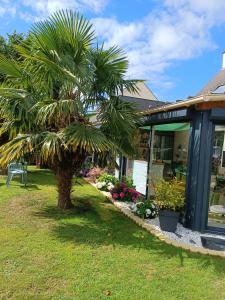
[154,179,185,211]
[98,173,118,185]
[121,176,133,188]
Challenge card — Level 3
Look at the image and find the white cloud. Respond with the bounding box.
[21,0,108,17]
[1,0,109,23]
[93,0,225,94]
[0,0,16,17]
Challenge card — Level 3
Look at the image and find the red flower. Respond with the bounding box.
[119,192,125,199]
[112,193,119,199]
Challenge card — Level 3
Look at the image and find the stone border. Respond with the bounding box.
[87,180,225,258]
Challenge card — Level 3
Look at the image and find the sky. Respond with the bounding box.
[1,0,225,102]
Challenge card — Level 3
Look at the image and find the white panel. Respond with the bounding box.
[115,157,120,178]
[132,160,148,195]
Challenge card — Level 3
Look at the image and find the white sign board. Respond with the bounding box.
[132,160,148,195]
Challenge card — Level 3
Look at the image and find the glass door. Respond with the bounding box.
[148,123,190,197]
[208,125,225,229]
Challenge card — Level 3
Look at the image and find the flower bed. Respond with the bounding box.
[111,182,141,202]
[90,181,225,257]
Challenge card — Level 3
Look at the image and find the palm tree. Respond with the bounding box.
[0,10,141,209]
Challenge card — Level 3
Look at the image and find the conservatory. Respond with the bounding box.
[119,94,225,234]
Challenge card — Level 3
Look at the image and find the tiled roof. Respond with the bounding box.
[121,82,158,101]
[120,96,166,111]
[196,69,225,96]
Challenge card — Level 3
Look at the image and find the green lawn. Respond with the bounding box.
[0,167,224,300]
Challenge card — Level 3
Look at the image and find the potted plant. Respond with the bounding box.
[154,179,185,232]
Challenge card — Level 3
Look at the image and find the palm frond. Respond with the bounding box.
[0,87,36,135]
[87,45,142,105]
[35,99,83,126]
[99,96,140,136]
[40,132,65,162]
[63,123,111,152]
[0,134,33,167]
[0,87,28,99]
[0,55,22,78]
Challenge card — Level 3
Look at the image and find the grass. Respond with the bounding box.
[0,167,224,300]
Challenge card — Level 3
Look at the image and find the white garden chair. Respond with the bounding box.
[6,162,27,187]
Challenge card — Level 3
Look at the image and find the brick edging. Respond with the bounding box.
[87,180,225,258]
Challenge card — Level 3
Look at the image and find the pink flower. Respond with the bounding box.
[112,193,119,199]
[119,192,125,199]
[121,182,126,188]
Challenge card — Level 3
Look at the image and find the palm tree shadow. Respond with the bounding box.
[20,184,41,190]
[27,169,56,186]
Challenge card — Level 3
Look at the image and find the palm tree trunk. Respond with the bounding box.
[56,168,74,209]
[52,150,85,209]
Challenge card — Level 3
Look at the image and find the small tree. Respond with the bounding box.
[0,10,140,209]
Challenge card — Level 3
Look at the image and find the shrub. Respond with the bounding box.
[79,168,90,177]
[111,181,140,202]
[79,161,94,177]
[121,176,133,188]
[131,199,158,219]
[87,167,105,182]
[96,181,115,191]
[98,173,119,185]
[154,179,185,211]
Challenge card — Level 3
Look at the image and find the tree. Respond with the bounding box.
[0,32,25,82]
[0,32,25,58]
[0,10,141,209]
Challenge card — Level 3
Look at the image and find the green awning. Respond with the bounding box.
[140,123,190,131]
[140,126,151,130]
[154,123,190,131]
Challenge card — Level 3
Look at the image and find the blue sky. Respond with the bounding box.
[1,0,225,102]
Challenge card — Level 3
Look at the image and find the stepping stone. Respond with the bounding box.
[201,236,225,251]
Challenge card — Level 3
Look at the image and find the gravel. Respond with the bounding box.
[115,201,225,249]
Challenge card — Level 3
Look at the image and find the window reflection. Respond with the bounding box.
[149,123,190,197]
[208,125,225,229]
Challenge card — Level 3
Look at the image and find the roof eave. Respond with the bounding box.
[142,94,225,115]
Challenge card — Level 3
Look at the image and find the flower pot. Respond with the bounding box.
[158,210,180,232]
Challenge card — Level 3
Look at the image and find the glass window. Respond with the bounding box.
[148,123,190,198]
[208,125,225,229]
[212,85,225,94]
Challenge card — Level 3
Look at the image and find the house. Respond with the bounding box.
[119,53,225,234]
[119,81,166,111]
